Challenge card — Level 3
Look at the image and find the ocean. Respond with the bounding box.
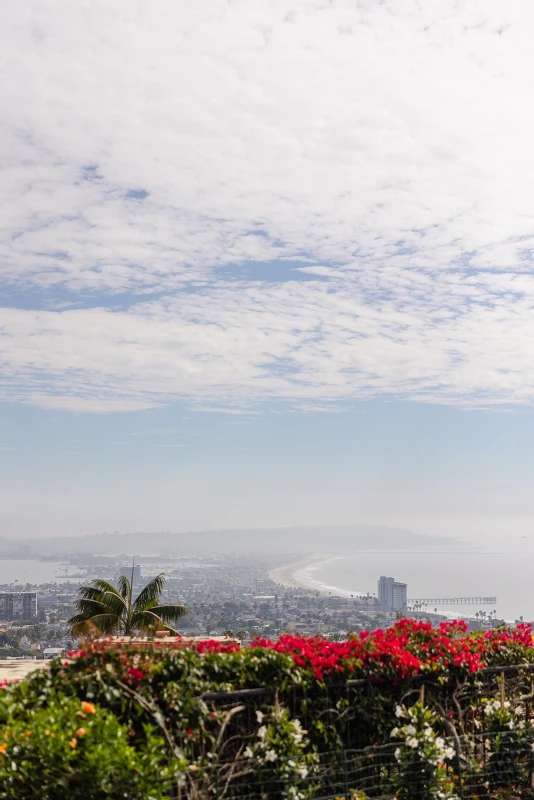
[295,549,534,622]
[0,559,77,586]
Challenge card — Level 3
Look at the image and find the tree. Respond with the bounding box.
[67,573,186,636]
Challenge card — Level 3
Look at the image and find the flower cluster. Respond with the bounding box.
[61,620,534,686]
[477,696,530,791]
[391,703,459,800]
[243,707,317,800]
[247,620,534,681]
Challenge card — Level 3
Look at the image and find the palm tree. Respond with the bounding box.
[68,573,186,636]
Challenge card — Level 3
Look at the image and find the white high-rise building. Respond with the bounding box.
[392,581,407,613]
[378,576,407,612]
[378,576,394,611]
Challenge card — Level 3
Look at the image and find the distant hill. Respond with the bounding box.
[2,525,453,556]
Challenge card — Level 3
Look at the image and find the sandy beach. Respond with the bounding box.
[269,554,360,597]
[268,557,324,589]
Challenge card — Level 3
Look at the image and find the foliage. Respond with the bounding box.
[242,706,318,800]
[67,573,186,636]
[391,702,458,800]
[479,696,530,791]
[0,694,179,799]
[1,620,534,797]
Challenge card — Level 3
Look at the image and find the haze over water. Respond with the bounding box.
[304,550,534,623]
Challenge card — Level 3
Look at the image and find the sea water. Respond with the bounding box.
[298,550,534,622]
[0,559,75,586]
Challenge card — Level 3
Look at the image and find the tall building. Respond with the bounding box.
[378,576,394,611]
[377,576,407,612]
[0,592,38,619]
[392,581,407,613]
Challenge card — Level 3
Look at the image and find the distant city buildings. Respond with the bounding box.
[119,565,141,582]
[0,591,38,619]
[378,576,407,612]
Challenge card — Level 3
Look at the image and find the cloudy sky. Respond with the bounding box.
[2,0,534,541]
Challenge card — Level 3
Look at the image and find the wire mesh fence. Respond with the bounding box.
[171,665,534,799]
[163,732,534,799]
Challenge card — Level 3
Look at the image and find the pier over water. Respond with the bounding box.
[408,596,497,606]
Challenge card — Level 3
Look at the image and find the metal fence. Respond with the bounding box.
[176,664,534,799]
[164,732,534,799]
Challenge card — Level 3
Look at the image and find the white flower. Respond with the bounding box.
[444,747,455,760]
[297,765,308,778]
[504,701,511,709]
[244,747,254,758]
[515,706,524,716]
[405,724,416,736]
[257,726,267,739]
[395,706,403,718]
[394,748,401,760]
[287,759,296,767]
[406,737,419,749]
[264,749,278,762]
[256,711,264,724]
[518,720,526,729]
[435,737,445,749]
[390,727,399,738]
[508,720,515,730]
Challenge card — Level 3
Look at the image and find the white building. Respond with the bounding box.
[392,581,407,613]
[378,576,394,611]
[377,576,407,612]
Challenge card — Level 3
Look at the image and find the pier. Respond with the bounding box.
[408,596,496,606]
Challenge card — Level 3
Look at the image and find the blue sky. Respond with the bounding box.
[2,1,534,539]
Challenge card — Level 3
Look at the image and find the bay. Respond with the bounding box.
[302,550,534,622]
[0,559,78,586]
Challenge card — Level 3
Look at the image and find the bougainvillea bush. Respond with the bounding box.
[1,619,534,798]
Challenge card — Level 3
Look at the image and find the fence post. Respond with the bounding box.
[341,748,349,799]
[455,736,464,800]
[419,684,425,704]
[500,671,505,710]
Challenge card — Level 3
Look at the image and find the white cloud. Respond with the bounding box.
[2,1,534,409]
[2,267,534,410]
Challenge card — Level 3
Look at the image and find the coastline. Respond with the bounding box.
[269,554,362,598]
[268,553,503,619]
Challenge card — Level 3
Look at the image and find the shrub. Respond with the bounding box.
[390,702,458,800]
[0,694,179,799]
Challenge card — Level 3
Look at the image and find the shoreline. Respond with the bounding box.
[268,554,363,598]
[268,554,507,620]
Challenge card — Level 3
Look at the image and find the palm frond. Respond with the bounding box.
[80,579,123,601]
[148,604,187,622]
[79,613,121,635]
[131,609,178,635]
[67,613,93,634]
[73,598,111,616]
[67,612,119,636]
[117,575,130,599]
[132,573,166,612]
[79,585,110,601]
[97,590,127,616]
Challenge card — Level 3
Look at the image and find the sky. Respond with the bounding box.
[2,0,534,542]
